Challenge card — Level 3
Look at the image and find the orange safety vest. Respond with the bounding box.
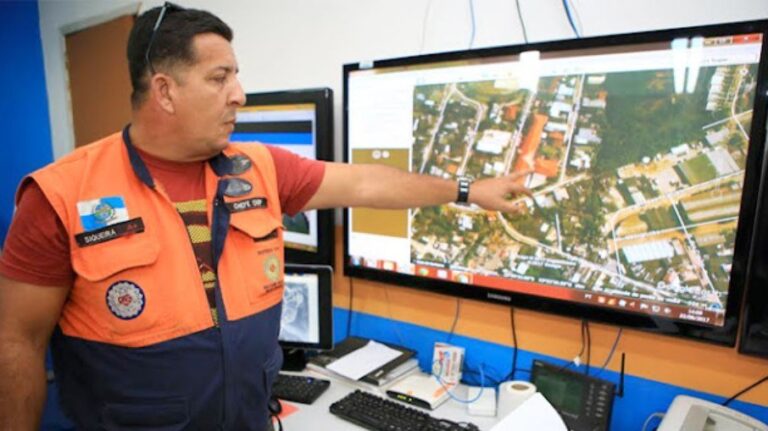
[31,130,285,347]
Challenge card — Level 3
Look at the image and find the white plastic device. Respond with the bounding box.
[467,386,497,417]
[386,373,451,410]
[658,395,767,431]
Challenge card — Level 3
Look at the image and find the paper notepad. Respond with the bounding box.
[326,340,403,380]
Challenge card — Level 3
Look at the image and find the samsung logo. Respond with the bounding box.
[487,293,511,302]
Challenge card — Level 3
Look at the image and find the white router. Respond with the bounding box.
[466,386,497,417]
[386,373,453,410]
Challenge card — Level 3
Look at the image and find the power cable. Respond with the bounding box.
[594,328,623,377]
[722,374,768,407]
[446,299,462,343]
[468,0,476,49]
[346,278,354,338]
[419,0,435,54]
[510,307,519,380]
[584,320,591,375]
[558,319,586,371]
[383,285,408,347]
[514,0,529,43]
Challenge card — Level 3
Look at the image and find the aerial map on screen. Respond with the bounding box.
[347,33,763,325]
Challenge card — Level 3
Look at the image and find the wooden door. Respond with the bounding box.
[65,14,134,148]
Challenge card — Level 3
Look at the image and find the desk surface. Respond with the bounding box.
[277,370,501,431]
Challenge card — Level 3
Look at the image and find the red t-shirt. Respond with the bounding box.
[0,145,325,287]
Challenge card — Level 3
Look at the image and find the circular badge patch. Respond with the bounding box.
[264,255,281,283]
[106,281,145,320]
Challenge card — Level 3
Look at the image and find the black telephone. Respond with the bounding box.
[530,360,616,431]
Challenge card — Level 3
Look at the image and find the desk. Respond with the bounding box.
[277,370,501,430]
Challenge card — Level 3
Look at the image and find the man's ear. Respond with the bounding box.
[149,74,176,114]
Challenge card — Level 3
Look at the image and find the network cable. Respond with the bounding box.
[641,412,665,431]
[432,359,486,404]
[561,0,581,38]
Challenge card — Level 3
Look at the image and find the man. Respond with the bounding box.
[0,4,529,430]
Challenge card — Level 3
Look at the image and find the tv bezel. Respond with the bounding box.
[342,20,768,346]
[739,144,768,358]
[241,88,335,268]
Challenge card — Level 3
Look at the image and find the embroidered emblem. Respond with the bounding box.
[224,178,253,197]
[106,281,145,320]
[93,202,115,223]
[229,154,252,175]
[264,254,281,283]
[77,196,129,231]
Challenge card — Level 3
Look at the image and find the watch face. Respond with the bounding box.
[457,178,471,203]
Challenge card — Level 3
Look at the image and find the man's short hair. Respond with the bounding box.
[126,5,233,108]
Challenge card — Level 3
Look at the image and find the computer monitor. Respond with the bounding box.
[343,21,768,345]
[279,264,334,370]
[233,88,335,267]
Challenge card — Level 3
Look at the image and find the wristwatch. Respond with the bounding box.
[456,177,471,204]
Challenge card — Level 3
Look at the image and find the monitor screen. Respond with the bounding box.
[344,21,768,345]
[279,264,333,351]
[233,89,334,266]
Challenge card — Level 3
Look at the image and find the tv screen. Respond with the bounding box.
[233,88,334,267]
[344,21,768,345]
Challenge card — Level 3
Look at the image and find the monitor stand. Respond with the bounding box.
[281,347,307,371]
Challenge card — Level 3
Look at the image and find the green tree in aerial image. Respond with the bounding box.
[595,70,711,174]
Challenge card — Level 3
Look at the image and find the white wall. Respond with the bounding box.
[40,0,768,162]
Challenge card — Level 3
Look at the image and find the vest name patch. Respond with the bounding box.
[75,218,145,247]
[225,197,268,213]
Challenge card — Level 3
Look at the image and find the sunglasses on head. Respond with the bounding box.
[144,2,186,76]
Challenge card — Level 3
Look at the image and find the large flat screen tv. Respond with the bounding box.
[233,88,335,267]
[343,21,768,345]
